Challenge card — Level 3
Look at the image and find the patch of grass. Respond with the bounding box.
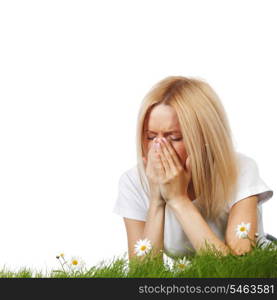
[0,242,276,278]
[123,241,277,278]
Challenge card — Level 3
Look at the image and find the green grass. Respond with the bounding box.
[1,242,276,278]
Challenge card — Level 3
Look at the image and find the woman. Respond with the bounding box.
[113,76,274,260]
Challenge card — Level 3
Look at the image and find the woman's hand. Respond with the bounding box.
[154,137,192,205]
[142,139,166,207]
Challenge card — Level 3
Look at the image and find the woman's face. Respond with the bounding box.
[143,104,188,168]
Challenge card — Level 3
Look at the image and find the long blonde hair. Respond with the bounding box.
[136,76,239,223]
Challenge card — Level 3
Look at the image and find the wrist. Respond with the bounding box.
[167,195,191,210]
[150,198,166,208]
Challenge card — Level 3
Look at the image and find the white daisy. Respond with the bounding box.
[163,254,175,272]
[69,256,86,271]
[236,222,251,239]
[134,238,152,256]
[174,256,191,271]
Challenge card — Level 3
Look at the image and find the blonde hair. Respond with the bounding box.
[136,76,239,223]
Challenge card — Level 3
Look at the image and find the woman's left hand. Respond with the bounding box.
[153,137,192,205]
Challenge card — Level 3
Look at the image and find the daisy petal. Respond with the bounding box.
[134,238,152,256]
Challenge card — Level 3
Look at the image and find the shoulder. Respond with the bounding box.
[113,164,149,221]
[236,151,259,174]
[228,151,273,209]
[118,164,141,188]
[235,151,265,183]
[117,164,149,201]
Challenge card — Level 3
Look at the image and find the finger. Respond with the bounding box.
[183,155,192,184]
[185,155,192,178]
[186,155,191,170]
[160,138,178,172]
[147,140,164,177]
[149,139,158,161]
[156,140,171,176]
[154,142,166,179]
[161,137,182,170]
[146,140,156,161]
[142,156,147,168]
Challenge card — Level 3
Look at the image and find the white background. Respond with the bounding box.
[0,0,276,273]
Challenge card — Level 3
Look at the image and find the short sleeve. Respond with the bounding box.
[112,171,148,221]
[228,155,273,209]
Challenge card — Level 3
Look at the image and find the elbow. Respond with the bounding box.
[226,243,253,256]
[231,248,253,256]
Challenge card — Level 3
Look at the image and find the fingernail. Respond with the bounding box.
[155,142,160,148]
[156,143,161,151]
[162,137,167,143]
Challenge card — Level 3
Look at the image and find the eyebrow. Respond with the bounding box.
[145,130,181,134]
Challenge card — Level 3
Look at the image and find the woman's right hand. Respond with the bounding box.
[142,138,166,206]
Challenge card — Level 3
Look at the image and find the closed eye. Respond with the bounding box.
[146,137,182,142]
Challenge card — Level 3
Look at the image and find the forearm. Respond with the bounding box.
[142,200,165,257]
[168,198,230,255]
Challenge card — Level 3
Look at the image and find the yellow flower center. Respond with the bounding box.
[240,227,246,232]
[72,259,78,265]
[60,253,64,257]
[140,245,147,251]
[178,263,185,269]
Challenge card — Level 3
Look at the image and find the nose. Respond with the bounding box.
[154,137,167,143]
[153,137,160,144]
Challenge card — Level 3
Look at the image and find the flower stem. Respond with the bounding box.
[57,258,66,273]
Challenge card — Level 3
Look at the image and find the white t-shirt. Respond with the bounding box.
[112,152,274,258]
